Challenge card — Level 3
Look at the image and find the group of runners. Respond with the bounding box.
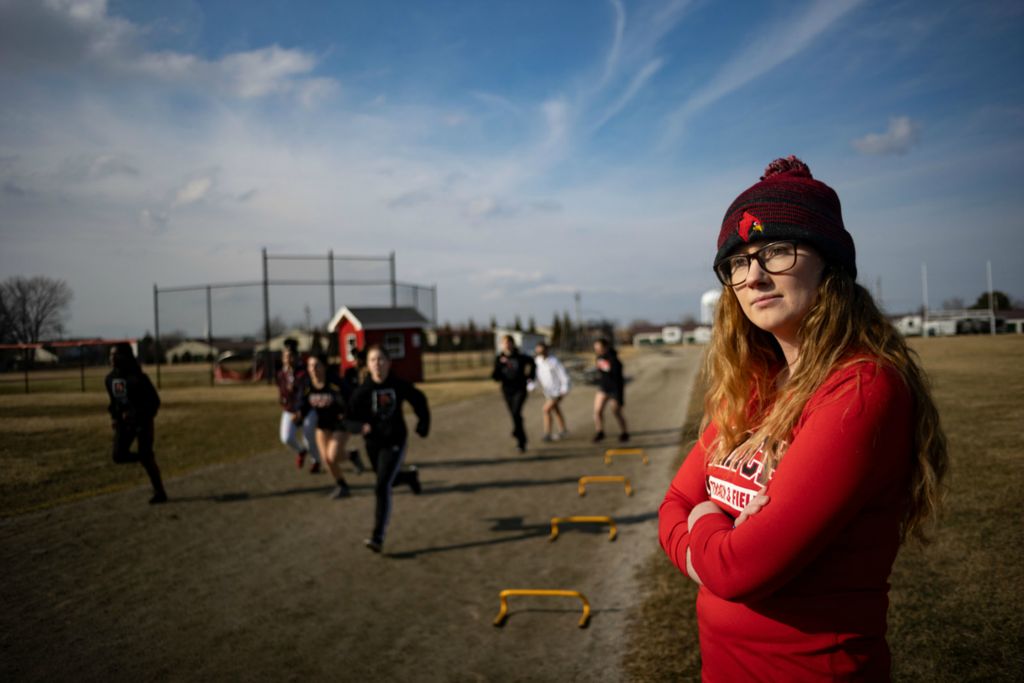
[491,335,630,452]
[105,334,629,552]
[276,339,429,552]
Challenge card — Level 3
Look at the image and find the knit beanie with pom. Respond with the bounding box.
[714,156,857,279]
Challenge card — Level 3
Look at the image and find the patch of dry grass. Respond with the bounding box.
[623,335,1024,682]
[0,366,494,517]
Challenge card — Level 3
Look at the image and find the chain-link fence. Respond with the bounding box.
[152,249,437,388]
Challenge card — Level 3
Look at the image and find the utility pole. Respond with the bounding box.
[987,260,996,336]
[921,263,929,335]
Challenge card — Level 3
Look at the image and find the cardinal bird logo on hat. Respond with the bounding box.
[738,211,764,242]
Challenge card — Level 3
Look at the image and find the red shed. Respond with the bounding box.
[328,306,429,382]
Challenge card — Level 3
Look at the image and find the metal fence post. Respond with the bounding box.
[153,283,162,389]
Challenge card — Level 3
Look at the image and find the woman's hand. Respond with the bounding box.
[734,487,770,528]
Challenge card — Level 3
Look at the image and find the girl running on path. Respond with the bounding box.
[346,345,429,553]
[276,342,322,472]
[532,342,571,441]
[592,338,629,442]
[491,335,535,452]
[658,156,948,681]
[297,354,352,499]
[105,342,167,504]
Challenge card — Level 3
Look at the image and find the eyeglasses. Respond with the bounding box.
[714,240,799,287]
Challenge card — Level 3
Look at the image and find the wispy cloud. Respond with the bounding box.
[600,0,627,85]
[662,0,867,143]
[591,57,665,132]
[852,116,920,155]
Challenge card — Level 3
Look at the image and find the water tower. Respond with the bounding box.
[700,289,721,325]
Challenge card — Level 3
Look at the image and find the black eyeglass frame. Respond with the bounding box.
[714,240,801,287]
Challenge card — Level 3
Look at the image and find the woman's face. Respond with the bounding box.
[367,349,390,382]
[730,241,826,346]
[307,357,325,383]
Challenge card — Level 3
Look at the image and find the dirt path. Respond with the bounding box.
[1,347,701,682]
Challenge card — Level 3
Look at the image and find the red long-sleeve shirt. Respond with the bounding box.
[659,360,912,682]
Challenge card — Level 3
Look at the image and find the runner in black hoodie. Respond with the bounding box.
[105,342,167,504]
[345,345,429,553]
[491,335,535,453]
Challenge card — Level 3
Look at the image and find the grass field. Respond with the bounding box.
[623,335,1024,682]
[0,363,497,517]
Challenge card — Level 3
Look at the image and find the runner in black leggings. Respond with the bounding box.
[105,342,167,504]
[491,335,535,453]
[345,345,429,553]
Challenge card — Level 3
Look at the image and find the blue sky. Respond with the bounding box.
[1,0,1022,338]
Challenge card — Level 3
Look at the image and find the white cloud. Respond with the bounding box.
[173,176,214,207]
[0,0,337,105]
[852,116,920,156]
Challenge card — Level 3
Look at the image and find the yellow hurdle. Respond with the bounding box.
[492,589,591,628]
[549,515,618,542]
[604,447,648,465]
[578,475,633,497]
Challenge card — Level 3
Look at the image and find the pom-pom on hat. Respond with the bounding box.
[714,156,856,279]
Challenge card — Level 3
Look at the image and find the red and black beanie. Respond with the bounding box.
[714,156,857,279]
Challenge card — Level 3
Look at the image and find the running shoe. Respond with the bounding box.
[542,433,553,442]
[517,443,527,454]
[558,430,569,439]
[619,432,631,443]
[592,431,605,443]
[364,538,382,553]
[309,462,323,474]
[149,491,168,505]
[348,449,366,474]
[296,450,307,469]
[328,482,351,499]
[407,466,422,495]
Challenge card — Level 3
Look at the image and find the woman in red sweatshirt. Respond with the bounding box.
[659,156,948,682]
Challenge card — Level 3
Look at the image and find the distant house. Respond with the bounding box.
[166,340,218,363]
[328,306,429,382]
[492,328,547,355]
[631,325,685,346]
[254,329,324,355]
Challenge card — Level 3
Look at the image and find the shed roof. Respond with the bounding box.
[328,306,430,332]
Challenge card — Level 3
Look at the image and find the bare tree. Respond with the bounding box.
[0,276,73,343]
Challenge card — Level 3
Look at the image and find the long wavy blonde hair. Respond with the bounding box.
[702,265,948,542]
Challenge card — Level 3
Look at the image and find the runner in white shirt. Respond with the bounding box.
[532,342,571,442]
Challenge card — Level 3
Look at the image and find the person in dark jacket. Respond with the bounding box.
[491,334,535,453]
[105,342,167,504]
[592,337,629,443]
[297,353,353,499]
[345,345,429,553]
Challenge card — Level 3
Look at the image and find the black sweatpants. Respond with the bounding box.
[112,420,166,496]
[366,440,415,544]
[502,389,528,448]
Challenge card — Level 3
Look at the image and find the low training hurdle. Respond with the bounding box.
[578,475,633,497]
[550,515,617,541]
[493,589,591,628]
[604,447,648,465]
